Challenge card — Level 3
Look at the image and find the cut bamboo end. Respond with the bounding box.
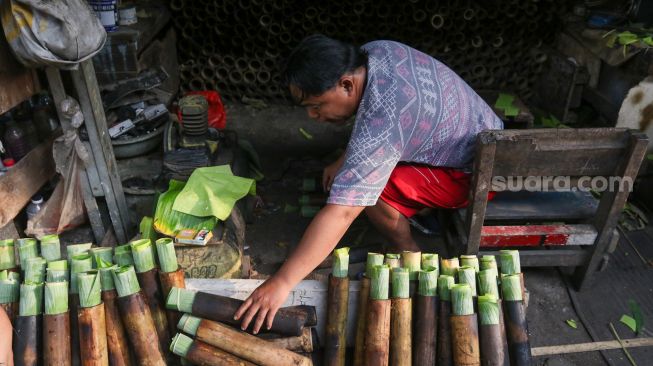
[391,267,410,299]
[441,257,460,276]
[421,253,439,270]
[479,255,498,271]
[499,250,521,275]
[40,234,61,262]
[112,265,141,297]
[0,239,16,270]
[366,252,384,277]
[460,255,480,273]
[17,240,38,269]
[166,287,196,313]
[478,269,499,298]
[401,251,421,280]
[45,281,69,315]
[332,246,350,278]
[501,274,523,301]
[170,333,193,358]
[90,247,114,268]
[99,264,117,291]
[179,313,201,336]
[438,274,455,301]
[65,243,92,263]
[19,282,44,316]
[24,257,47,283]
[130,239,156,273]
[70,253,92,294]
[478,294,500,325]
[451,284,474,316]
[156,238,178,273]
[114,244,134,266]
[385,253,401,270]
[457,266,477,296]
[419,267,438,296]
[370,265,390,300]
[0,278,19,304]
[78,271,102,308]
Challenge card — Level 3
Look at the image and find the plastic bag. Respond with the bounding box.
[176,91,227,130]
[0,0,106,69]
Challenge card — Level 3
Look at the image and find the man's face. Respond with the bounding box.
[290,83,358,126]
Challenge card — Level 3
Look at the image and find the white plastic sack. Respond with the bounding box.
[1,0,106,69]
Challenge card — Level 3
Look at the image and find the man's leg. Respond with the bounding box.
[365,199,420,252]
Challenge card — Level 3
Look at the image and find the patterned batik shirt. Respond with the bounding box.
[327,40,503,207]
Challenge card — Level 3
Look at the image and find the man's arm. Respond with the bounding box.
[235,203,365,333]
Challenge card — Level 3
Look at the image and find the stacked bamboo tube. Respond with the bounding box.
[169,0,569,101]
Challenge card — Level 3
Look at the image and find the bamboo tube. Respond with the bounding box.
[97,260,132,366]
[478,270,499,298]
[385,254,401,270]
[478,295,509,366]
[89,247,113,268]
[170,333,256,365]
[401,251,421,281]
[0,239,16,270]
[460,255,479,273]
[77,271,109,366]
[17,238,38,270]
[114,244,134,266]
[457,266,477,296]
[325,247,349,366]
[450,284,480,366]
[69,252,91,365]
[179,315,313,366]
[24,257,46,283]
[354,252,384,366]
[437,275,455,366]
[112,266,166,366]
[284,305,318,327]
[47,260,68,282]
[441,258,459,277]
[15,282,44,366]
[0,276,19,322]
[157,238,186,337]
[501,275,532,366]
[166,288,308,336]
[70,254,92,295]
[479,256,498,277]
[414,268,438,365]
[421,253,439,271]
[40,234,61,262]
[262,327,315,353]
[390,267,411,366]
[66,243,92,262]
[365,265,391,366]
[44,281,71,366]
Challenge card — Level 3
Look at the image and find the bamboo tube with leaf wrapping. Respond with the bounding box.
[17,238,39,270]
[156,238,186,337]
[414,267,438,365]
[421,253,439,271]
[166,287,308,336]
[14,282,44,366]
[460,255,480,273]
[364,264,391,366]
[479,255,498,276]
[353,253,383,366]
[112,265,166,366]
[89,247,113,268]
[98,259,132,366]
[113,244,134,266]
[384,253,401,270]
[170,333,256,365]
[390,267,411,366]
[40,235,61,262]
[437,275,455,366]
[178,314,312,366]
[46,260,68,282]
[457,266,477,296]
[501,274,532,366]
[499,250,525,300]
[261,327,315,353]
[44,281,71,365]
[325,247,349,366]
[401,251,421,297]
[450,284,480,366]
[0,239,16,270]
[0,275,19,322]
[66,243,92,263]
[131,238,169,352]
[440,258,459,277]
[478,294,509,366]
[25,257,46,283]
[77,271,109,366]
[70,252,92,366]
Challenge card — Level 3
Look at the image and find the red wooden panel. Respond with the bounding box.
[479,224,597,247]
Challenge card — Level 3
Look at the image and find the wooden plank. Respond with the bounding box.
[0,139,56,227]
[185,279,362,348]
[480,224,598,247]
[0,31,39,114]
[44,68,72,132]
[464,134,496,254]
[70,60,131,242]
[532,338,653,356]
[479,249,589,267]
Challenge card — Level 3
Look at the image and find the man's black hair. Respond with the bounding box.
[283,34,368,103]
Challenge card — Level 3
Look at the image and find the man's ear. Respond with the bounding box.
[340,77,354,95]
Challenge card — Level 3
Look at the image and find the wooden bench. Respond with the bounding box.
[448,128,648,290]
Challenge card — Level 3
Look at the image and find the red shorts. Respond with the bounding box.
[379,164,472,218]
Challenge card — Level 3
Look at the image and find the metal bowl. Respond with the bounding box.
[111,125,165,159]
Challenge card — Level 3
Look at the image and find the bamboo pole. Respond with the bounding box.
[450,284,480,366]
[390,267,411,366]
[14,282,44,366]
[401,251,421,297]
[0,239,16,271]
[354,252,383,366]
[365,265,391,366]
[113,265,166,366]
[44,281,71,366]
[70,253,92,366]
[170,333,257,365]
[441,258,459,277]
[77,271,109,366]
[17,238,38,270]
[413,268,438,365]
[532,338,653,356]
[98,260,132,366]
[325,247,349,366]
[179,315,313,366]
[0,275,19,323]
[262,328,315,353]
[478,295,509,366]
[157,238,186,336]
[501,274,531,366]
[437,275,455,366]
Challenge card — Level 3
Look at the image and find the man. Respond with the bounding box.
[235,35,503,333]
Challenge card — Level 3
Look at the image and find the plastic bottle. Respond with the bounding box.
[26,195,44,220]
[3,119,31,161]
[32,93,59,139]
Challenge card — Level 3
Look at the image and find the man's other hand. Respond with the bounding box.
[233,276,292,334]
[323,153,346,192]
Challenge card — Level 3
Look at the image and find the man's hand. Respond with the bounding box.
[234,276,292,334]
[323,153,346,192]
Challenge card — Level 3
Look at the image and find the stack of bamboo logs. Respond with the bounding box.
[168,0,570,101]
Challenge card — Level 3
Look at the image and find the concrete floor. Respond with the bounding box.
[224,101,609,365]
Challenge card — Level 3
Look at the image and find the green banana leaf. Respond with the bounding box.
[153,180,217,237]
